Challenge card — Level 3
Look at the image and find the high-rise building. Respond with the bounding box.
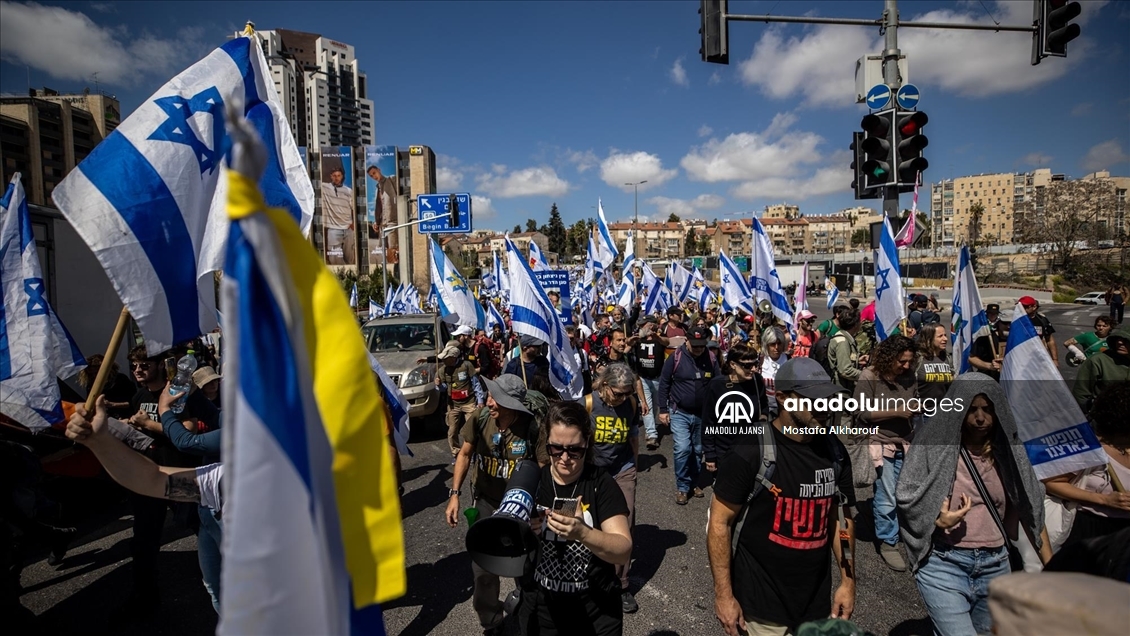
[931,169,1058,247]
[242,28,375,147]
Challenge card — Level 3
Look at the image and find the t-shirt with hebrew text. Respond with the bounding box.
[460,409,546,506]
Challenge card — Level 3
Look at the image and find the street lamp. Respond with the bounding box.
[625,180,648,224]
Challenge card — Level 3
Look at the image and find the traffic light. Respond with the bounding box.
[895,111,929,189]
[1033,0,1081,64]
[699,0,728,64]
[850,132,880,200]
[860,110,895,188]
[448,194,459,227]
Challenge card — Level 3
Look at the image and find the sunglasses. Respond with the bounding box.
[130,362,152,370]
[546,443,587,459]
[609,387,634,398]
[735,360,758,370]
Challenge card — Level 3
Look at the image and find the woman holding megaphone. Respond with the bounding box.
[517,400,633,636]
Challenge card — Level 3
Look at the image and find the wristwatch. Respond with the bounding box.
[448,488,460,498]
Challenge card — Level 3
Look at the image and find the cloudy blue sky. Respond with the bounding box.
[2,0,1127,231]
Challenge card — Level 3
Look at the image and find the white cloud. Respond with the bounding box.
[697,125,714,138]
[738,1,1108,107]
[1019,152,1053,167]
[476,166,569,198]
[600,151,678,191]
[436,165,464,191]
[646,194,726,219]
[0,1,207,86]
[566,149,599,173]
[471,195,497,219]
[708,70,722,86]
[730,163,851,201]
[670,57,689,87]
[89,2,116,13]
[1081,140,1130,173]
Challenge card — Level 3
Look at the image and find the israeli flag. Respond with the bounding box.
[749,217,794,329]
[873,217,906,341]
[719,250,755,314]
[486,302,505,332]
[528,240,550,272]
[825,277,840,309]
[584,232,600,290]
[480,264,496,296]
[505,237,582,399]
[368,299,381,321]
[403,284,423,314]
[52,34,313,356]
[1,174,85,430]
[615,230,637,309]
[596,199,619,260]
[699,283,715,313]
[430,239,485,329]
[640,261,670,316]
[1002,315,1106,480]
[349,283,358,309]
[667,261,694,304]
[368,353,411,457]
[689,266,705,299]
[951,246,990,373]
[491,250,509,297]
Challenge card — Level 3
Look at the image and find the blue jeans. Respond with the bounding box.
[873,451,903,546]
[915,544,1009,636]
[640,377,659,440]
[670,410,703,493]
[198,506,223,614]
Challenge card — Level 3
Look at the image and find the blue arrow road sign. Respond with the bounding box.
[866,84,891,110]
[418,193,473,233]
[896,84,921,110]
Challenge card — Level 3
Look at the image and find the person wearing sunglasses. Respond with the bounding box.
[518,400,632,636]
[585,363,643,614]
[702,343,768,475]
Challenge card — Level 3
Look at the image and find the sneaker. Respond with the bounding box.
[646,438,659,450]
[879,543,907,572]
[621,590,639,613]
[692,487,705,498]
[675,491,689,505]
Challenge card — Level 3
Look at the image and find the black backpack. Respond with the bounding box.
[810,334,835,377]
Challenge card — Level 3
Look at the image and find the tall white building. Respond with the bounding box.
[240,28,375,147]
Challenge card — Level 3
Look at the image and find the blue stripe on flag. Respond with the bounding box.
[227,222,311,489]
[1006,311,1039,350]
[1023,422,1103,468]
[0,289,9,380]
[221,39,303,223]
[79,132,199,346]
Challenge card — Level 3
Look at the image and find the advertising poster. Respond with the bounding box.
[364,145,399,266]
[320,146,355,266]
[533,269,573,325]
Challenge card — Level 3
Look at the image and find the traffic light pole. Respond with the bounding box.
[881,0,902,220]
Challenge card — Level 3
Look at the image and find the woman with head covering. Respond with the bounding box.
[896,374,1051,636]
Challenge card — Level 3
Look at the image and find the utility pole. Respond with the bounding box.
[880,0,901,220]
[626,180,648,224]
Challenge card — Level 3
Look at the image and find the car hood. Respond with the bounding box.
[369,349,433,378]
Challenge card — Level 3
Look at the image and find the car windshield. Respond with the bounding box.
[365,322,437,352]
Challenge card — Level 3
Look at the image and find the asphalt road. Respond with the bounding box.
[15,298,1108,636]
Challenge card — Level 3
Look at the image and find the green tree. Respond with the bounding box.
[525,219,538,233]
[668,213,681,223]
[685,227,703,256]
[513,223,522,233]
[565,219,589,257]
[968,202,985,250]
[850,228,870,248]
[545,203,567,255]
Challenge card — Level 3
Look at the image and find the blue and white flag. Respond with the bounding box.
[1002,315,1106,480]
[349,283,358,309]
[430,239,485,329]
[505,237,582,399]
[749,217,794,329]
[1,174,85,430]
[480,266,496,296]
[950,246,990,374]
[528,240,550,272]
[667,261,694,304]
[486,302,505,332]
[52,34,313,356]
[368,299,381,321]
[640,261,670,316]
[368,353,411,458]
[584,232,600,290]
[615,230,637,310]
[596,199,619,261]
[689,267,706,300]
[403,284,423,314]
[873,217,906,341]
[699,283,715,313]
[719,250,755,314]
[493,250,510,296]
[825,277,840,309]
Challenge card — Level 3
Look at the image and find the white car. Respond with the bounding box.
[1073,291,1105,305]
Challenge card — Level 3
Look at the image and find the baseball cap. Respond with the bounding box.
[437,343,461,361]
[986,303,1001,312]
[481,374,533,417]
[452,325,474,337]
[1019,296,1038,307]
[639,314,659,325]
[667,306,684,316]
[519,335,544,348]
[775,358,847,400]
[687,326,710,346]
[192,366,222,389]
[797,310,816,321]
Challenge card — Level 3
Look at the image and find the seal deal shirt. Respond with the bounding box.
[590,392,639,475]
[461,410,545,505]
[714,426,855,627]
[524,464,628,636]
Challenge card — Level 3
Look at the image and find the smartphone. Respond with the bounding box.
[163,357,177,382]
[552,497,579,518]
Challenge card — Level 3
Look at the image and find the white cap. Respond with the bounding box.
[452,325,474,337]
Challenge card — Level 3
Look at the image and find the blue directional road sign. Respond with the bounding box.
[865,84,892,110]
[417,193,472,233]
[896,84,921,110]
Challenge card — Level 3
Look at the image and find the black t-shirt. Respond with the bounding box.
[590,392,639,475]
[523,464,628,636]
[629,337,665,379]
[1030,313,1055,341]
[130,386,220,467]
[971,331,1001,381]
[713,426,855,628]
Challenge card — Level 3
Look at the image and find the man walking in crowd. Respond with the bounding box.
[437,342,485,458]
[446,375,549,635]
[708,358,856,636]
[627,315,665,450]
[502,335,550,388]
[1020,296,1057,364]
[660,306,688,354]
[657,326,720,505]
[969,303,1004,381]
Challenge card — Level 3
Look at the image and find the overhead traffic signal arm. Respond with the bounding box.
[699,0,728,64]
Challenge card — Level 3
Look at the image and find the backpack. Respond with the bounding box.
[810,334,835,377]
[855,321,877,356]
[730,432,848,559]
[672,346,720,376]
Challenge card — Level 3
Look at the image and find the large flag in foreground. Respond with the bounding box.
[719,250,755,314]
[873,217,906,341]
[1001,315,1105,480]
[950,246,990,374]
[220,123,403,634]
[52,33,313,356]
[1,174,85,430]
[749,217,794,329]
[505,237,582,399]
[430,239,485,329]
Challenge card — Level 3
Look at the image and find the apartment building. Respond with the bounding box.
[607,222,684,261]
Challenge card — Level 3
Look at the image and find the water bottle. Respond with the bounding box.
[168,350,198,414]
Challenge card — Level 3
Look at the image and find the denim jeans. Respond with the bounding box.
[873,451,903,546]
[670,410,703,493]
[640,377,659,440]
[197,505,223,614]
[915,544,1009,636]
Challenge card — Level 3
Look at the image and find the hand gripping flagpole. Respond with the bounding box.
[84,307,132,412]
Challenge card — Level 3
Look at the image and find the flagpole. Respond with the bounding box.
[84,307,132,412]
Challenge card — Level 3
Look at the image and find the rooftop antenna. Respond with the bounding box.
[91,72,100,95]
